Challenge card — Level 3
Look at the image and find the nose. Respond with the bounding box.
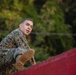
[28,26,31,30]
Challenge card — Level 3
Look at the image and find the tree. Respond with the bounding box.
[0,0,74,62]
[30,0,73,58]
[60,0,76,47]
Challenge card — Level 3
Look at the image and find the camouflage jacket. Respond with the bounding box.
[0,28,30,51]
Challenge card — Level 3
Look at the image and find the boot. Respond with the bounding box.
[13,49,35,71]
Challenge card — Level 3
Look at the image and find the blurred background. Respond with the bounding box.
[0,0,76,63]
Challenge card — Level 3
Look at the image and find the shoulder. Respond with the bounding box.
[12,28,26,38]
[12,28,19,34]
[12,28,21,37]
[0,30,15,43]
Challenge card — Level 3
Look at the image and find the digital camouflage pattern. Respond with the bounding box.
[0,28,30,75]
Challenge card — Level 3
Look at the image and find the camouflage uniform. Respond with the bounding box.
[0,28,30,72]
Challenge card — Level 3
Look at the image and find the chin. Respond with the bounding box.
[26,34,29,35]
[25,33,30,35]
[24,32,31,35]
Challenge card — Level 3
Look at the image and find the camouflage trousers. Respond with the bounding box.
[0,47,27,75]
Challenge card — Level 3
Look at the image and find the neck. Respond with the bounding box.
[19,27,26,35]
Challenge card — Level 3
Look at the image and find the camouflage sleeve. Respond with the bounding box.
[0,31,16,49]
[14,30,30,50]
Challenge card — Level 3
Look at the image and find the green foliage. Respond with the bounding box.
[61,0,76,46]
[31,0,73,57]
[34,47,50,62]
[0,0,74,62]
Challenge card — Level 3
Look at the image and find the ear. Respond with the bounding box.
[19,24,22,28]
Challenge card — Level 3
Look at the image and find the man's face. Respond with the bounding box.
[21,20,33,35]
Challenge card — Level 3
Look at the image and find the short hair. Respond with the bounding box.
[21,18,33,24]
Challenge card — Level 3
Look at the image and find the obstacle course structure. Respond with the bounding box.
[11,48,76,75]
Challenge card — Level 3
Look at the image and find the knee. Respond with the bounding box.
[28,49,35,54]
